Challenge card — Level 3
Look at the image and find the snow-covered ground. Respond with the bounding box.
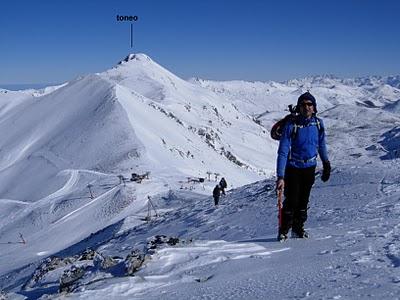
[1,54,400,299]
[72,161,400,300]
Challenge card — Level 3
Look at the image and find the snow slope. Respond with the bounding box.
[41,102,400,299]
[1,54,400,299]
[71,162,400,300]
[4,159,400,299]
[0,53,274,279]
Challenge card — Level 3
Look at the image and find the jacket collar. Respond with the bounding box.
[297,115,315,125]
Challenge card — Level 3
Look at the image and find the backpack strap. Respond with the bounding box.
[291,123,299,140]
[318,118,325,134]
[315,117,321,132]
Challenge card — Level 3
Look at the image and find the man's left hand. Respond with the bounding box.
[321,161,331,182]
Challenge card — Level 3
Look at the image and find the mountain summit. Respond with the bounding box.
[118,53,153,64]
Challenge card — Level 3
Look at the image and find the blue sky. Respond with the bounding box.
[1,0,399,85]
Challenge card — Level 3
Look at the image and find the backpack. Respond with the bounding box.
[270,105,297,140]
[270,105,321,141]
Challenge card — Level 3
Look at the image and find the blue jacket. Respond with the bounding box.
[276,115,329,178]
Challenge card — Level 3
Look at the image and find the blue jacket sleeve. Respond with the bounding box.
[276,122,293,178]
[318,118,329,162]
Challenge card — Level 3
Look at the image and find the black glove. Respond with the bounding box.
[321,161,331,182]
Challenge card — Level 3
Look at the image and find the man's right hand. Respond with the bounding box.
[276,178,285,193]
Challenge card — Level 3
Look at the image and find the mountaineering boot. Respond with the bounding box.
[291,229,309,239]
[277,232,288,242]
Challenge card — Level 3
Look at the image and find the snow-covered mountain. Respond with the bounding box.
[0,53,275,278]
[191,74,400,128]
[1,54,400,299]
[98,53,275,180]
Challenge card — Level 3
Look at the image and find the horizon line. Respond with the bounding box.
[1,73,400,92]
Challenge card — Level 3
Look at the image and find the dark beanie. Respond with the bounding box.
[297,92,317,112]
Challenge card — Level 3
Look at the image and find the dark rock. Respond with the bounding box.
[166,237,180,246]
[147,235,184,250]
[77,248,97,261]
[125,249,145,276]
[23,256,72,290]
[147,235,168,250]
[0,290,6,300]
[59,266,87,293]
[93,252,119,270]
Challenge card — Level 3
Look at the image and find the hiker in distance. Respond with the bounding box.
[276,92,331,241]
[213,184,221,206]
[219,177,227,195]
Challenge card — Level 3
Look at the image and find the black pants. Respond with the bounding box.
[214,196,219,206]
[280,166,316,234]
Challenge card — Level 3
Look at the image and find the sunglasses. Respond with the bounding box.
[301,102,314,107]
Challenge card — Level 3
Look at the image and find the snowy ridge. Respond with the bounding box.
[0,53,275,279]
[384,99,400,113]
[191,74,400,117]
[100,53,276,179]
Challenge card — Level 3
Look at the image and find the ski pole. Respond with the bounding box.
[277,189,283,229]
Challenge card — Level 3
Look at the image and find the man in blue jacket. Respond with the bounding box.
[276,92,331,241]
